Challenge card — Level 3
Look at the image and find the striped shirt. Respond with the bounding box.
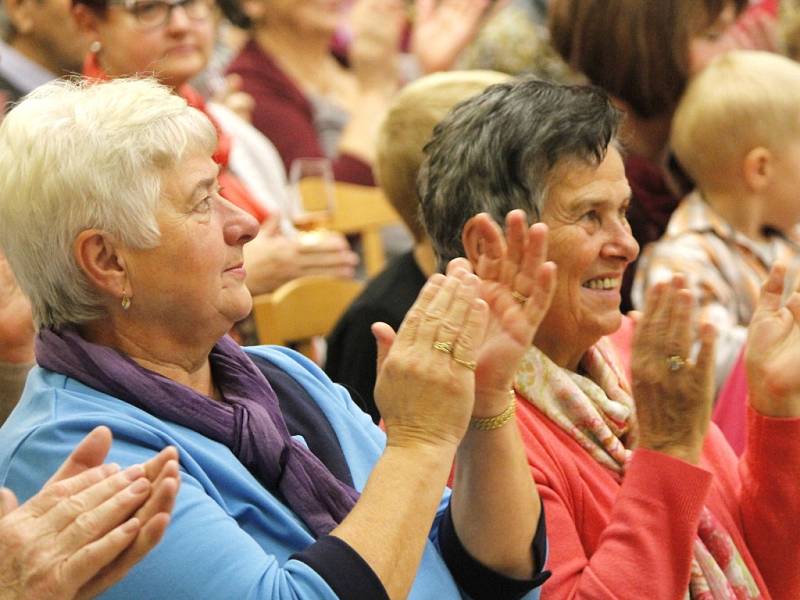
[632,191,800,389]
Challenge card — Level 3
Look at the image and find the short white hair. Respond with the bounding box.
[0,77,217,328]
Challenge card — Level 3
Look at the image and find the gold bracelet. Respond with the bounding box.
[470,390,517,431]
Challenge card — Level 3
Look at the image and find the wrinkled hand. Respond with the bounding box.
[631,275,716,464]
[244,223,358,295]
[372,271,489,449]
[411,0,498,73]
[349,0,405,91]
[464,210,556,415]
[0,252,34,363]
[745,263,800,418]
[0,427,180,600]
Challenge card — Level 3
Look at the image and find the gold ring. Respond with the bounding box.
[453,357,477,371]
[666,355,686,372]
[511,290,528,305]
[433,341,454,354]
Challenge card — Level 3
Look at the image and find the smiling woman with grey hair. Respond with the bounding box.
[418,76,800,599]
[0,76,552,599]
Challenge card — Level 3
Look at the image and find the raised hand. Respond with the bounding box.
[631,275,717,464]
[0,427,180,600]
[463,210,557,415]
[371,270,489,448]
[745,263,800,418]
[411,0,498,73]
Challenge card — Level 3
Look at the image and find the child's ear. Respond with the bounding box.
[742,147,773,192]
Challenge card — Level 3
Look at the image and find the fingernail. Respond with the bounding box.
[124,464,145,481]
[122,517,140,533]
[129,478,150,494]
[102,463,120,476]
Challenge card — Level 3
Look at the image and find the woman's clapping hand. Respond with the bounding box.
[631,275,717,464]
[372,270,489,449]
[462,210,557,414]
[0,427,179,600]
[745,263,800,418]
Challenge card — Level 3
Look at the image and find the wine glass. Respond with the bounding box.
[288,157,336,231]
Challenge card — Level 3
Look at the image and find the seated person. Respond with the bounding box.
[0,426,179,600]
[72,0,358,295]
[325,69,509,423]
[0,77,549,599]
[418,76,800,599]
[633,50,800,391]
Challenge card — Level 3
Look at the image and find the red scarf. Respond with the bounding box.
[82,54,269,223]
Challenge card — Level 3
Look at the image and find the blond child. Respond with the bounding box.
[633,50,800,389]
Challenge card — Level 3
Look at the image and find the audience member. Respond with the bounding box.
[0,77,549,599]
[419,77,800,599]
[72,0,357,296]
[225,0,406,185]
[225,0,493,185]
[634,50,800,391]
[0,0,87,106]
[0,427,179,600]
[549,0,751,312]
[326,69,509,422]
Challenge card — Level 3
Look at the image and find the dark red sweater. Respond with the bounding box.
[227,40,375,186]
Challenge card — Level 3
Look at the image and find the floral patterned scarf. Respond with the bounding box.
[514,339,762,600]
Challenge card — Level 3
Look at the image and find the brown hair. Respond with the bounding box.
[549,0,747,118]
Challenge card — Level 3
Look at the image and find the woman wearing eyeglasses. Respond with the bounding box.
[72,0,359,297]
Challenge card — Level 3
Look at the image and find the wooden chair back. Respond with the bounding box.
[297,178,403,277]
[251,275,364,361]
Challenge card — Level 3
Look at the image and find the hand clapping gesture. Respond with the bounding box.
[463,210,557,415]
[371,269,489,448]
[411,0,500,73]
[631,275,717,464]
[0,427,179,600]
[745,263,800,418]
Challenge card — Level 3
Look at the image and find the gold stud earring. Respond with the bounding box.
[121,292,131,311]
[90,40,102,54]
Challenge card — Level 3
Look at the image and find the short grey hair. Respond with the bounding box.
[0,77,217,328]
[418,77,622,269]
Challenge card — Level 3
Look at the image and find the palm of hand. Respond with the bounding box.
[745,266,800,415]
[412,0,491,72]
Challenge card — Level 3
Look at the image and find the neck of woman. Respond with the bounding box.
[413,240,438,278]
[80,320,218,398]
[254,25,337,90]
[534,332,588,372]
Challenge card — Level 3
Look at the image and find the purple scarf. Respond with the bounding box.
[35,328,359,537]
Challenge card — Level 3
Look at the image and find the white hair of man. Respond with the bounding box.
[0,77,217,328]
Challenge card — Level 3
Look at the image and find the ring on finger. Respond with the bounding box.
[666,355,686,372]
[433,341,454,354]
[511,290,528,305]
[452,356,477,371]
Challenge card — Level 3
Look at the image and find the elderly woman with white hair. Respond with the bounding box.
[0,77,552,599]
[419,77,800,599]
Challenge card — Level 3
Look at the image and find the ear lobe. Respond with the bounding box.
[73,230,129,299]
[742,146,772,192]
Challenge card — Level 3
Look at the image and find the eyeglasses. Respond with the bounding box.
[111,0,213,29]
